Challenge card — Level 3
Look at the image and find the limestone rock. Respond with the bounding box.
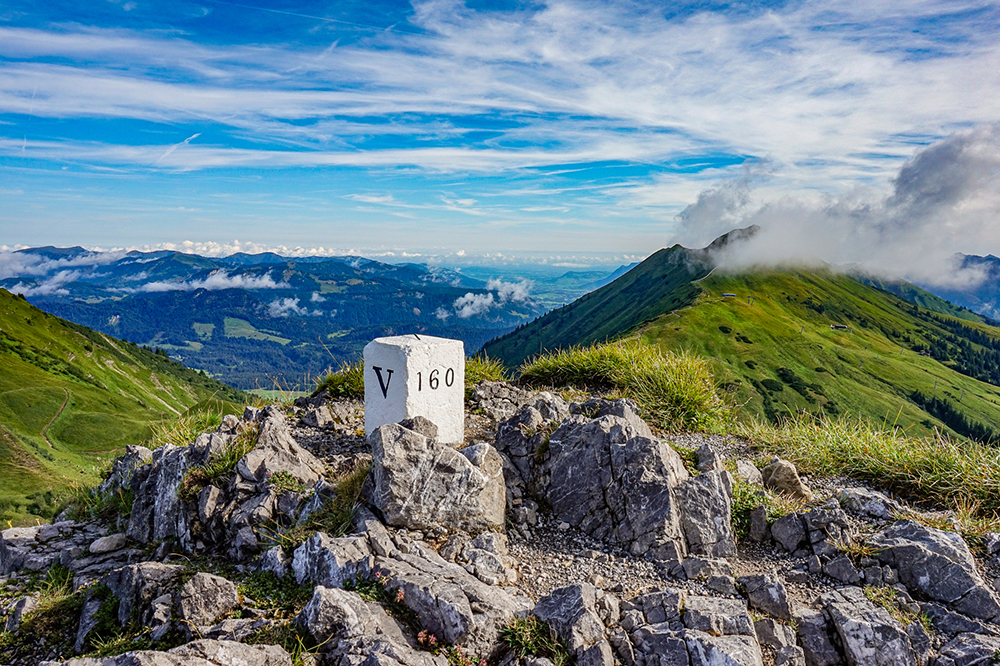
[873,520,1000,621]
[291,532,373,588]
[370,420,505,533]
[675,470,736,558]
[739,573,792,621]
[126,443,192,547]
[238,407,326,486]
[178,573,239,626]
[761,458,814,501]
[820,586,917,666]
[682,596,756,637]
[838,487,906,520]
[372,546,532,658]
[101,561,186,626]
[534,584,607,655]
[684,630,763,666]
[3,594,38,632]
[49,639,293,665]
[98,445,153,494]
[735,460,763,486]
[931,632,1000,666]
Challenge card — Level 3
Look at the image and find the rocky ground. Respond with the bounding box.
[2,380,1000,666]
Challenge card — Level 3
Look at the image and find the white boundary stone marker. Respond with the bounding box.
[363,334,465,444]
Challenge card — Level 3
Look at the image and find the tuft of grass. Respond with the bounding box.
[267,462,370,551]
[177,424,259,503]
[464,355,510,399]
[246,622,318,666]
[236,571,312,617]
[143,411,224,450]
[500,615,572,666]
[518,339,726,432]
[313,360,364,399]
[863,586,928,628]
[735,412,1000,519]
[56,485,134,525]
[729,474,811,539]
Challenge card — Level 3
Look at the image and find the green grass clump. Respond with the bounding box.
[246,622,318,666]
[177,424,258,503]
[464,355,509,399]
[519,339,726,432]
[267,463,370,551]
[729,473,811,539]
[863,586,929,628]
[736,413,1000,519]
[500,615,572,666]
[313,360,365,399]
[236,571,312,617]
[56,485,134,525]
[143,410,224,450]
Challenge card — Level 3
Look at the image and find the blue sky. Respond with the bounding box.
[1,0,1000,268]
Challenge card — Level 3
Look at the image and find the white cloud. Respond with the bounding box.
[8,269,81,296]
[446,277,533,318]
[682,123,1000,290]
[310,291,326,302]
[0,249,124,279]
[138,270,290,292]
[0,1,998,191]
[486,278,532,303]
[452,292,496,318]
[267,297,310,317]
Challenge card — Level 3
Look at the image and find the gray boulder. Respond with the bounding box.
[496,397,698,560]
[682,596,756,637]
[795,608,842,666]
[238,407,326,485]
[372,546,532,658]
[291,532,374,589]
[838,487,906,520]
[48,639,292,665]
[931,633,1000,666]
[101,562,186,626]
[3,593,38,632]
[370,420,506,533]
[534,584,608,656]
[675,470,736,558]
[735,460,763,486]
[820,587,917,666]
[177,573,239,626]
[739,573,792,621]
[873,520,1000,621]
[98,445,153,494]
[684,630,763,666]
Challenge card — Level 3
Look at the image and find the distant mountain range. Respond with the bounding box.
[485,229,1000,443]
[1,247,624,390]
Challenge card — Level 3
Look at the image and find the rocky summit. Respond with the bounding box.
[3,381,1000,666]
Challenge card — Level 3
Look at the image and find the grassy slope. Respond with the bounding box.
[638,269,1000,437]
[484,244,712,366]
[0,289,244,524]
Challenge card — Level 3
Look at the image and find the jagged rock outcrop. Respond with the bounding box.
[534,584,615,665]
[45,639,292,666]
[369,417,506,533]
[497,395,734,562]
[872,520,1000,621]
[297,586,446,666]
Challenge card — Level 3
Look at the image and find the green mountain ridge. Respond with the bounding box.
[0,288,245,524]
[484,234,1000,443]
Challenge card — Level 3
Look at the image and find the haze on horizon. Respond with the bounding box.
[1,0,1000,286]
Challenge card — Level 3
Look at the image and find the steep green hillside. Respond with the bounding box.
[0,289,244,524]
[638,269,1000,438]
[484,232,1000,442]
